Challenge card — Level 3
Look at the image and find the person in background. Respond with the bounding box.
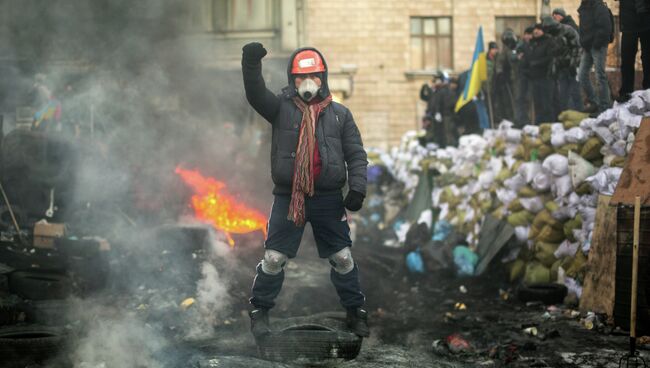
[552,8,580,32]
[432,71,457,147]
[543,16,583,114]
[578,0,614,113]
[515,27,535,126]
[486,41,511,124]
[526,24,555,124]
[497,29,518,122]
[618,0,650,102]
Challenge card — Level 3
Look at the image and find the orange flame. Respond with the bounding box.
[175,167,268,247]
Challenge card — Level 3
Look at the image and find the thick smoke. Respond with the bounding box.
[0,0,276,366]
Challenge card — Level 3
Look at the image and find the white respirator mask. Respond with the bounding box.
[298,78,320,102]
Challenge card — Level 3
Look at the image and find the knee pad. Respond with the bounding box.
[261,249,288,275]
[329,247,354,274]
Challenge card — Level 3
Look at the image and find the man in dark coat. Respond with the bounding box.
[241,42,369,338]
[552,8,580,32]
[578,0,614,113]
[525,24,555,124]
[515,27,534,126]
[618,0,650,101]
[543,16,583,113]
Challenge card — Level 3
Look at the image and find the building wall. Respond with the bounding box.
[304,0,620,149]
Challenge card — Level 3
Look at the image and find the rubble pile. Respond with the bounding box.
[363,89,650,299]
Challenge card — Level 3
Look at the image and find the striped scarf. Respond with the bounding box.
[288,95,332,226]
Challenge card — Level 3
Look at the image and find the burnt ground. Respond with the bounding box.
[6,225,649,368]
[187,228,650,368]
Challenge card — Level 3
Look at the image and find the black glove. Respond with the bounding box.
[344,190,365,212]
[242,42,267,64]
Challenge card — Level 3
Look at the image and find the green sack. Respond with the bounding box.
[510,259,526,282]
[535,242,560,267]
[524,262,551,285]
[580,137,604,161]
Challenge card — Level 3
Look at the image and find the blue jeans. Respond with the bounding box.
[557,69,584,112]
[578,47,611,112]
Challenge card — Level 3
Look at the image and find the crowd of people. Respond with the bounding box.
[420,0,649,148]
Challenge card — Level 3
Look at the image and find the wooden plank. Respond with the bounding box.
[611,117,650,206]
[580,195,617,316]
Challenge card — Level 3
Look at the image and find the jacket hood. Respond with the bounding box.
[285,47,331,99]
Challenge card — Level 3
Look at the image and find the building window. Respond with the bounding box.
[213,0,279,33]
[409,17,453,71]
[495,16,536,49]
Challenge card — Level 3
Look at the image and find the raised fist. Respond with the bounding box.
[242,42,267,63]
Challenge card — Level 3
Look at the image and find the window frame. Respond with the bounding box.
[212,0,280,36]
[409,16,454,71]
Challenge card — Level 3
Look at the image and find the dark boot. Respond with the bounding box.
[249,308,271,337]
[346,308,370,337]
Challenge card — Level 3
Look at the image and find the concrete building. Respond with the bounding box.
[182,0,632,148]
[0,0,631,148]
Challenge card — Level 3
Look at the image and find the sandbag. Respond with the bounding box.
[536,225,566,243]
[542,154,569,177]
[520,197,545,213]
[524,262,551,285]
[545,201,559,213]
[507,210,535,227]
[552,174,573,198]
[557,143,580,156]
[567,150,596,187]
[532,172,552,192]
[518,162,543,183]
[535,242,560,267]
[558,110,589,128]
[510,259,526,281]
[539,123,553,144]
[518,185,538,198]
[508,198,524,212]
[537,144,554,160]
[580,137,604,161]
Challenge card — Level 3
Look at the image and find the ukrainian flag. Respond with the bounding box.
[455,27,488,112]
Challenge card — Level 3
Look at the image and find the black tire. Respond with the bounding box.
[25,300,70,326]
[517,283,568,305]
[0,296,27,326]
[0,324,66,366]
[256,313,362,362]
[8,271,71,300]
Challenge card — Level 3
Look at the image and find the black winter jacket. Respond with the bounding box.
[561,15,580,32]
[526,35,554,79]
[242,47,368,196]
[578,0,613,49]
[620,0,650,33]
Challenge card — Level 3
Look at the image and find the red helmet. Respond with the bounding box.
[291,50,326,74]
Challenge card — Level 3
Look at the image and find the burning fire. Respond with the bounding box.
[175,167,268,247]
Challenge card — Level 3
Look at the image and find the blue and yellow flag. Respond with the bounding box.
[455,27,488,112]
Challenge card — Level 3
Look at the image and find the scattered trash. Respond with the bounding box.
[180,297,196,310]
[445,333,472,354]
[453,246,479,276]
[406,249,425,273]
[454,302,467,311]
[523,326,538,336]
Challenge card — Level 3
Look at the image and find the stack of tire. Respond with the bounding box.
[0,129,77,228]
[0,269,71,367]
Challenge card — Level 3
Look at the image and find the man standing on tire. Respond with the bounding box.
[241,42,370,338]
